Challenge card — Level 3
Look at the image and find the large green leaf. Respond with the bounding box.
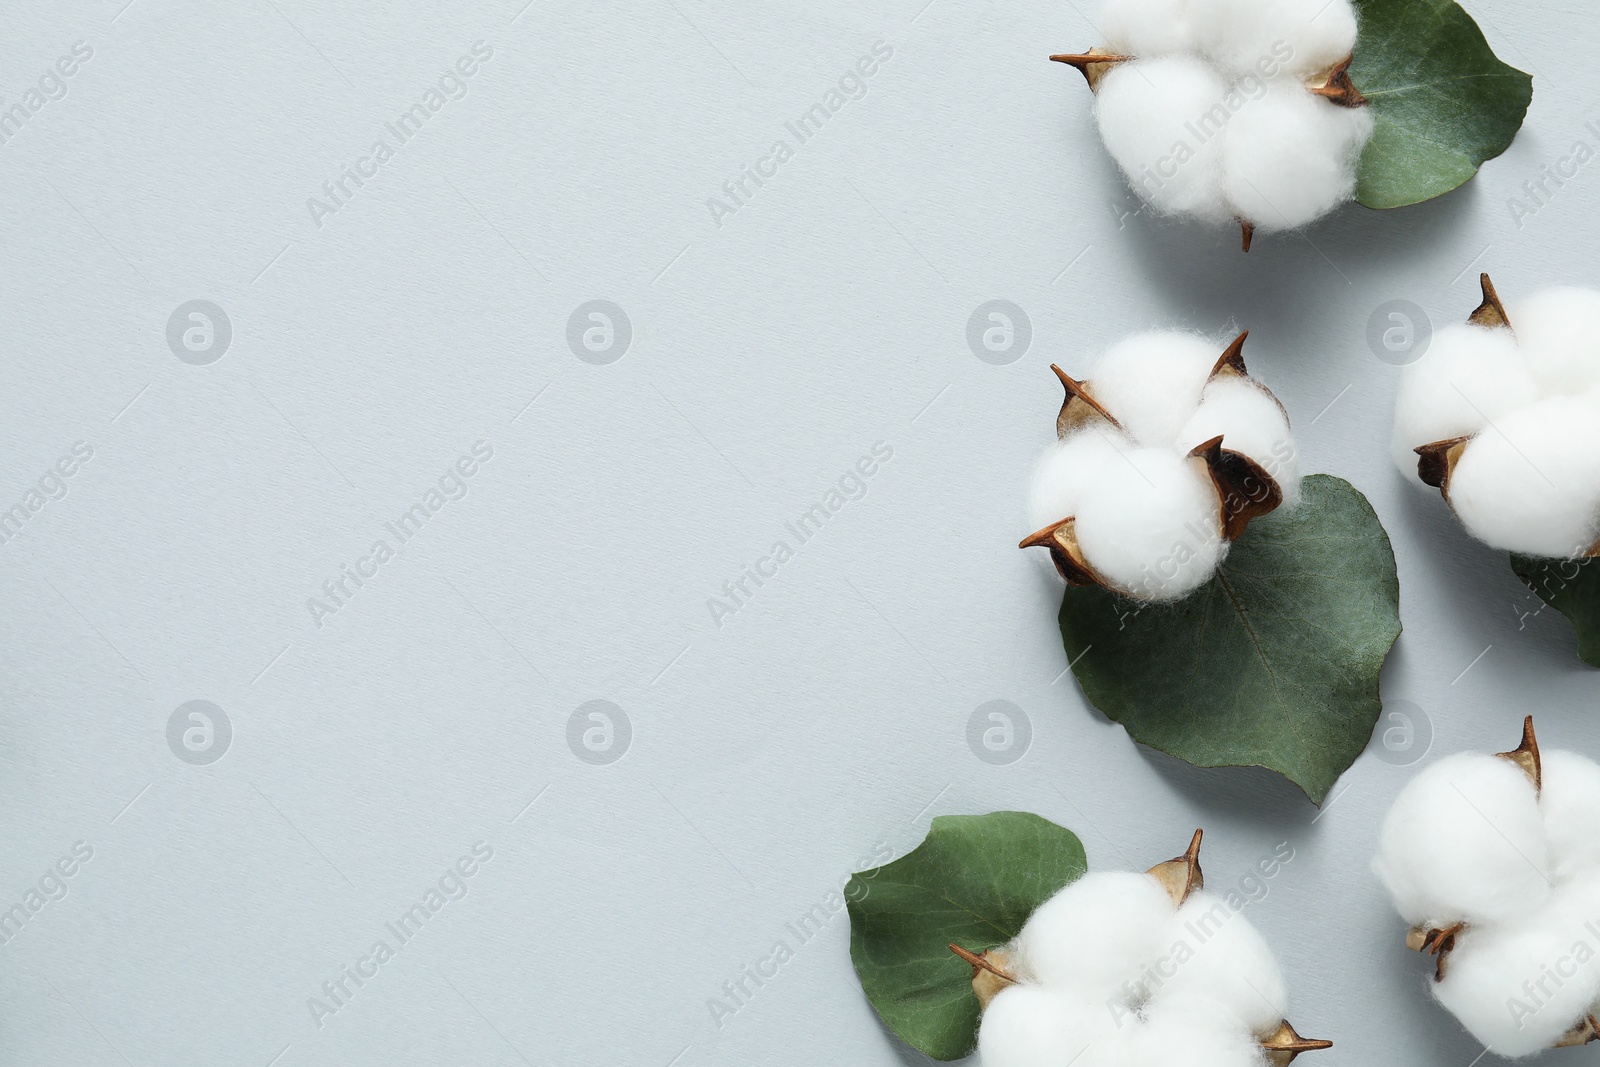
[1350,0,1532,208]
[1057,475,1400,803]
[1510,554,1600,668]
[846,812,1086,1060]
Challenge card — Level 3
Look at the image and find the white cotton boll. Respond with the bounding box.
[1073,448,1225,600]
[1096,59,1232,223]
[1390,324,1535,477]
[1089,332,1222,447]
[978,985,1119,1067]
[1028,429,1137,532]
[1221,83,1372,232]
[1191,0,1359,79]
[1539,879,1600,1012]
[1539,750,1600,880]
[1133,999,1268,1067]
[1158,892,1289,1035]
[1447,394,1600,557]
[1433,918,1597,1057]
[1507,288,1600,395]
[1016,872,1175,997]
[1178,377,1300,508]
[1374,753,1550,927]
[1100,0,1202,57]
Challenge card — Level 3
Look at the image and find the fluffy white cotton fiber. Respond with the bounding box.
[1389,324,1534,474]
[1191,0,1358,78]
[1179,378,1298,506]
[1447,396,1600,558]
[1374,753,1549,927]
[1508,288,1600,395]
[1220,80,1372,233]
[1016,871,1175,993]
[1164,891,1289,1034]
[1091,333,1221,446]
[1096,59,1231,222]
[1100,0,1203,60]
[1133,1002,1270,1067]
[1433,916,1593,1056]
[1027,429,1136,533]
[1087,0,1370,233]
[979,860,1295,1067]
[1375,739,1600,1055]
[1025,331,1299,601]
[1392,286,1600,558]
[979,986,1115,1067]
[1540,751,1600,879]
[1075,447,1228,600]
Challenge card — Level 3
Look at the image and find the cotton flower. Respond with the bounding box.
[1053,0,1373,246]
[1392,274,1600,559]
[953,832,1330,1067]
[1374,717,1600,1054]
[1022,330,1298,601]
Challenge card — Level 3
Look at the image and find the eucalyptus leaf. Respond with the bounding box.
[1510,554,1600,668]
[846,812,1086,1060]
[1057,475,1400,803]
[1350,0,1532,209]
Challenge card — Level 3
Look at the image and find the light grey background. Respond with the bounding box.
[0,0,1595,1064]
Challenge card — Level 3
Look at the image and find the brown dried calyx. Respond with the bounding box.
[1019,331,1286,586]
[1413,273,1511,504]
[1404,716,1545,983]
[950,831,1333,1064]
[1049,48,1367,106]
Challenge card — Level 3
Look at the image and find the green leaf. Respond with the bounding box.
[1057,475,1400,803]
[1509,554,1600,668]
[846,812,1086,1060]
[1350,0,1532,208]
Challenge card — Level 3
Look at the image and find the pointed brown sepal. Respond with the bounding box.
[1497,714,1542,794]
[950,943,1016,1009]
[1554,1014,1600,1047]
[1240,219,1254,252]
[1189,435,1284,541]
[1212,330,1249,378]
[1049,49,1133,92]
[1260,1021,1333,1066]
[1307,56,1368,108]
[1469,272,1512,331]
[1147,829,1204,907]
[1053,364,1122,438]
[1020,517,1102,587]
[1414,436,1470,498]
[1410,921,1465,981]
